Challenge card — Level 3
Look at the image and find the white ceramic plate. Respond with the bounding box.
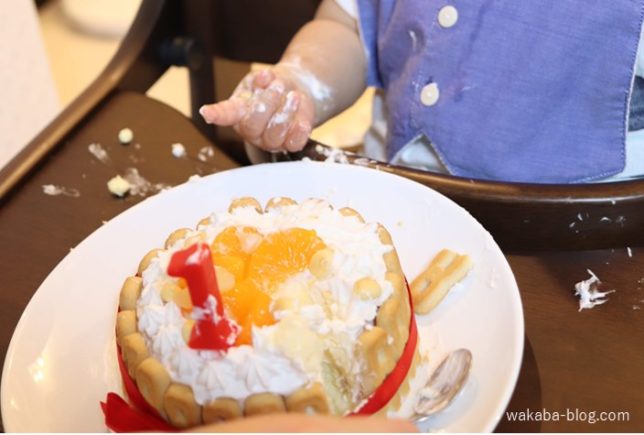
[1,162,523,432]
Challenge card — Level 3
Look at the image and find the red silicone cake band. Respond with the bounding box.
[101,344,174,432]
[102,393,174,432]
[102,282,418,431]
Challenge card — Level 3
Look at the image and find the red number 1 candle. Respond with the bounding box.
[167,243,239,351]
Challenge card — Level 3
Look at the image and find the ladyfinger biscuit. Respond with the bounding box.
[357,326,393,394]
[203,397,242,423]
[165,228,191,249]
[119,276,142,311]
[411,249,473,314]
[135,357,171,415]
[164,383,202,428]
[121,333,149,377]
[339,207,365,223]
[385,272,408,307]
[376,224,403,275]
[138,249,162,275]
[383,272,411,342]
[285,382,330,414]
[183,232,206,248]
[197,216,211,228]
[265,196,297,211]
[116,310,136,345]
[228,197,262,214]
[244,393,286,416]
[376,296,407,359]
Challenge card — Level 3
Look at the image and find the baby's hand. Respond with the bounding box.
[199,69,315,152]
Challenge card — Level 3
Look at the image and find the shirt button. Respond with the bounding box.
[420,83,440,106]
[438,5,458,28]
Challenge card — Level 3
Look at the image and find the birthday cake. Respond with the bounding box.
[109,197,422,429]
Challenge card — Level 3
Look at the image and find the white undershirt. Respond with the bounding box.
[335,0,644,182]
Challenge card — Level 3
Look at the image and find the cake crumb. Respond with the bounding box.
[574,269,615,311]
[171,143,187,158]
[107,175,131,197]
[316,145,350,164]
[42,184,80,198]
[353,157,375,166]
[122,167,170,196]
[198,146,214,162]
[615,216,626,227]
[118,128,134,144]
[88,143,111,164]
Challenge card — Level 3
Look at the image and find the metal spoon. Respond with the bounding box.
[412,348,472,424]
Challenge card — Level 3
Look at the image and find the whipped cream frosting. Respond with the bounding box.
[136,198,394,407]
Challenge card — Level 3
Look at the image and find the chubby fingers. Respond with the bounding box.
[252,69,274,89]
[200,68,314,152]
[258,89,314,152]
[284,95,315,152]
[261,90,301,150]
[199,99,248,126]
[238,79,288,141]
[199,69,275,127]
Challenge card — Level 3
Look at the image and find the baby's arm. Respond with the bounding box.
[199,0,366,152]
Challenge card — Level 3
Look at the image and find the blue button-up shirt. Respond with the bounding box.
[356,0,644,183]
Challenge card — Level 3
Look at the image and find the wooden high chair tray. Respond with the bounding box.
[279,140,644,251]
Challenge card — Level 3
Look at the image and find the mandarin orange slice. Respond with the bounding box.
[247,228,326,287]
[211,226,262,259]
[212,254,246,282]
[221,278,274,346]
[211,227,326,346]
